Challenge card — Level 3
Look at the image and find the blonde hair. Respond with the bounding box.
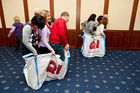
[34,8,41,16]
[40,10,50,21]
[13,16,20,22]
[103,14,108,19]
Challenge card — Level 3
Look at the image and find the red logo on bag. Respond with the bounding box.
[46,60,62,74]
[89,40,100,49]
[89,41,95,49]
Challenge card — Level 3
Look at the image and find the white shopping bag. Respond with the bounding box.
[23,50,70,90]
[82,33,105,57]
[46,50,70,81]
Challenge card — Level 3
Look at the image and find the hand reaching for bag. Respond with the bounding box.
[65,44,69,50]
[51,50,55,56]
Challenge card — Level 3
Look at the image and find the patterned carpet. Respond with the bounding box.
[0,47,140,93]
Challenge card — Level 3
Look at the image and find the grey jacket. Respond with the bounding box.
[81,21,95,35]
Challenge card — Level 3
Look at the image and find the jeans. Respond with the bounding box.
[49,42,65,61]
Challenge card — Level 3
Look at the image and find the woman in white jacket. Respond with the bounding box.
[94,17,108,38]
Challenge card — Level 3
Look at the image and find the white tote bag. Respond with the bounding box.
[23,50,70,90]
[82,34,106,57]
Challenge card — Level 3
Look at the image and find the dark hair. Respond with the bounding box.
[98,17,108,29]
[87,14,96,22]
[51,18,56,22]
[31,15,45,29]
[97,15,103,22]
[48,18,56,26]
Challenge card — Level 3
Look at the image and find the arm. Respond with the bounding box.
[58,22,68,47]
[41,28,54,51]
[8,26,16,37]
[22,25,38,55]
[99,25,106,37]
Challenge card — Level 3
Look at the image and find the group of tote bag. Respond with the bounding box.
[22,33,105,90]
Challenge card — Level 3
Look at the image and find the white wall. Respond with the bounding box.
[0,17,2,28]
[134,1,140,30]
[81,0,104,28]
[2,0,25,28]
[107,0,134,30]
[28,0,50,20]
[54,0,76,29]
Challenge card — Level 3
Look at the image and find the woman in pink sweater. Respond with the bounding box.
[38,10,55,55]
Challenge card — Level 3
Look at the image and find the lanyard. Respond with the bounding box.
[31,22,39,43]
[46,24,51,31]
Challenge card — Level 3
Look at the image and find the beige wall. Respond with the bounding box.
[2,0,25,28]
[81,0,104,28]
[0,17,2,28]
[134,1,140,30]
[54,0,76,29]
[107,0,134,30]
[28,0,50,20]
[1,0,140,31]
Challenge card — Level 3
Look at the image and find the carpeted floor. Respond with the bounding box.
[0,47,140,93]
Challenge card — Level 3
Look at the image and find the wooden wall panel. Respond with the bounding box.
[23,0,29,22]
[0,0,6,46]
[5,28,17,46]
[105,30,129,49]
[50,0,54,18]
[0,17,2,28]
[129,31,140,50]
[104,0,109,14]
[66,29,81,48]
[0,0,6,29]
[0,28,5,46]
[134,0,140,30]
[0,28,16,46]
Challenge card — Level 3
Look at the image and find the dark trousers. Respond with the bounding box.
[14,35,23,51]
[38,46,51,54]
[21,45,39,56]
[49,42,65,61]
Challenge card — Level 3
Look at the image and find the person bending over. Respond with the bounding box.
[22,15,45,57]
[49,12,69,61]
[38,10,55,55]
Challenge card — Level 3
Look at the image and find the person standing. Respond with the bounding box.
[8,16,23,51]
[49,12,69,61]
[94,17,108,38]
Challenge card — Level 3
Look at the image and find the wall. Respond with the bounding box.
[0,0,140,50]
[28,0,50,20]
[2,0,25,28]
[81,0,104,28]
[1,0,25,46]
[54,0,76,29]
[107,0,133,30]
[134,1,140,30]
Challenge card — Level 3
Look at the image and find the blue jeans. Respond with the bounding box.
[49,42,65,61]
